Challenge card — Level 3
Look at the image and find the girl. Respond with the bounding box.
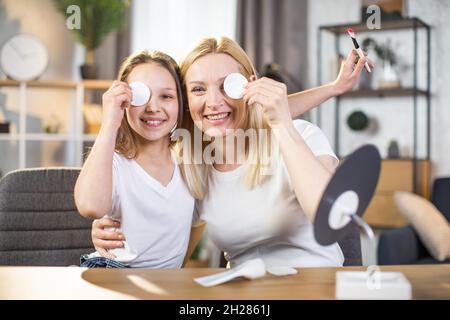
[91,38,373,268]
[74,50,195,268]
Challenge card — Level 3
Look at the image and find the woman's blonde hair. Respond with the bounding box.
[115,50,184,159]
[178,37,274,199]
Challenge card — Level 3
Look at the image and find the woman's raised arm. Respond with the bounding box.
[288,50,374,118]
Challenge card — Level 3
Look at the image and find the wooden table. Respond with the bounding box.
[0,264,449,300]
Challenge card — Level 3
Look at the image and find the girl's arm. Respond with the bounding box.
[288,50,374,118]
[244,76,346,222]
[74,124,117,219]
[74,81,132,219]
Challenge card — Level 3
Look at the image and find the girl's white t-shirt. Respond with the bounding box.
[89,151,195,268]
[196,119,345,268]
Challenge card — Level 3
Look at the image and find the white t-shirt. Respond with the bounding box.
[196,119,344,268]
[88,151,195,268]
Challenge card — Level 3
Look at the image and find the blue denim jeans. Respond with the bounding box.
[80,255,130,268]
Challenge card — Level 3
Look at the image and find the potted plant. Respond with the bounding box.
[54,0,130,79]
[387,140,400,158]
[362,37,400,89]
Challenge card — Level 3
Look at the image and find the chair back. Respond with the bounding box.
[431,177,450,222]
[0,168,94,266]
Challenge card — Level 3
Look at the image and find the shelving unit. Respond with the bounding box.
[317,18,431,227]
[341,87,428,98]
[318,17,431,160]
[0,79,111,171]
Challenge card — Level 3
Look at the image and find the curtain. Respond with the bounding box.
[236,0,308,93]
[95,8,132,80]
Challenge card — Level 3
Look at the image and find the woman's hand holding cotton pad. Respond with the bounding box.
[129,81,151,106]
[224,73,248,99]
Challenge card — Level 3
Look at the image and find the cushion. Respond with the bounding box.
[394,191,450,261]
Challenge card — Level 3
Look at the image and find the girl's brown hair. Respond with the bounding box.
[115,50,184,158]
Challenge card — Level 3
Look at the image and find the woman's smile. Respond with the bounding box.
[204,111,232,125]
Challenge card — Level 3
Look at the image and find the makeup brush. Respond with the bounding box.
[347,28,371,73]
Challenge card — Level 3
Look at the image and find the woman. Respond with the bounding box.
[91,37,372,268]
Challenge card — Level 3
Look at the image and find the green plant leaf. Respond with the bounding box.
[361,37,397,65]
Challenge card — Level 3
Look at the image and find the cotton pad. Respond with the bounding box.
[266,266,298,276]
[129,81,151,106]
[194,258,266,287]
[223,73,248,99]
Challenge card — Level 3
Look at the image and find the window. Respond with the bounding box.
[131,0,237,62]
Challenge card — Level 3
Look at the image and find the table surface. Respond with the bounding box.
[1,264,449,300]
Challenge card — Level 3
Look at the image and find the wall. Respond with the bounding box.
[0,0,115,174]
[409,0,450,178]
[0,0,70,173]
[0,0,77,80]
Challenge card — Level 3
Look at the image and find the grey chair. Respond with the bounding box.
[0,168,94,266]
